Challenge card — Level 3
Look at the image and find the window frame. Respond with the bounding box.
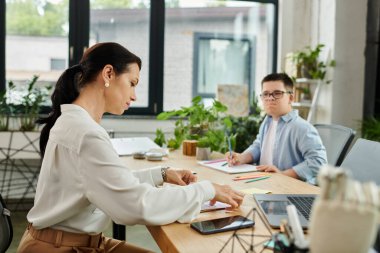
[192,32,255,101]
[0,0,278,116]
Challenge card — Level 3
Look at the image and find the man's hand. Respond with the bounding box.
[256,165,281,173]
[165,169,197,186]
[226,152,253,166]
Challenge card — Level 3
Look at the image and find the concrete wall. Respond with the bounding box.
[278,0,367,130]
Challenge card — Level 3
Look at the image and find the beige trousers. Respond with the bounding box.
[17,224,155,253]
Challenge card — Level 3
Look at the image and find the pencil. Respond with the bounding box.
[244,176,271,183]
[233,175,267,181]
[203,158,226,164]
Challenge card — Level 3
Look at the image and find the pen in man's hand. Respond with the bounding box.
[227,135,232,160]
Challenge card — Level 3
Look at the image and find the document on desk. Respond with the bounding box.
[198,160,257,174]
[201,201,231,212]
[110,137,161,156]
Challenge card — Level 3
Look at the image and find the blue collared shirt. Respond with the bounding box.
[245,110,327,185]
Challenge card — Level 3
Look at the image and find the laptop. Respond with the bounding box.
[254,194,317,229]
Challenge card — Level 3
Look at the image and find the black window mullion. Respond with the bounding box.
[0,0,5,92]
[69,0,89,66]
[148,0,165,115]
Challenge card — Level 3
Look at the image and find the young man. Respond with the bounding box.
[227,73,327,184]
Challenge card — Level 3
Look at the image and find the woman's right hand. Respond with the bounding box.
[210,183,245,209]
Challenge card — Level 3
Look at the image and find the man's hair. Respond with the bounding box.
[261,73,294,90]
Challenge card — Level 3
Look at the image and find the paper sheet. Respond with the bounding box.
[201,201,231,212]
[241,187,272,195]
[198,160,257,174]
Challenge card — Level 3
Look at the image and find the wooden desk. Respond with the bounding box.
[121,150,320,253]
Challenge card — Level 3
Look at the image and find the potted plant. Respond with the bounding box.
[290,44,336,82]
[0,81,17,131]
[155,96,235,155]
[12,75,52,131]
[361,117,380,142]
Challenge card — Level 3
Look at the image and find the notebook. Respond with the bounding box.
[198,160,257,174]
[110,137,161,156]
[254,194,317,229]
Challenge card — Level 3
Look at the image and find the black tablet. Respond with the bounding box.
[190,215,255,235]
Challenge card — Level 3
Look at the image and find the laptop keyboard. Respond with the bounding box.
[287,196,315,220]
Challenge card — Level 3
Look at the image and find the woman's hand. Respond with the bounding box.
[165,169,197,186]
[210,183,245,209]
[256,165,281,173]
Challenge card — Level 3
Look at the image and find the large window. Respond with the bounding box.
[164,0,276,111]
[194,33,253,98]
[0,0,277,115]
[90,1,151,108]
[5,0,69,106]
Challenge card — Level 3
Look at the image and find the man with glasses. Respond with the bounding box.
[226,73,326,184]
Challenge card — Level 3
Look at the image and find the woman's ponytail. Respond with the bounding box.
[37,64,82,158]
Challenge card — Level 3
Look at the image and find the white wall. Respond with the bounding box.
[278,0,367,130]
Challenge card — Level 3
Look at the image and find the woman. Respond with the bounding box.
[17,42,244,253]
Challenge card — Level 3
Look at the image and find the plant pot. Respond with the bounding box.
[196,147,211,160]
[0,114,9,131]
[19,114,38,131]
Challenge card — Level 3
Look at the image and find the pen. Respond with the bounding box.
[244,176,271,183]
[227,135,232,159]
[221,162,228,167]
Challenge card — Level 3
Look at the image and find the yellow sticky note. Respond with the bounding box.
[241,187,272,195]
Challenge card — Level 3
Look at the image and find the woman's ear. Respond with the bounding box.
[102,64,114,83]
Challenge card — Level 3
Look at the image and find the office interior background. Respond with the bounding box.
[0,0,380,252]
[0,0,379,137]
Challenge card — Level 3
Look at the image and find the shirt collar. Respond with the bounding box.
[267,109,298,123]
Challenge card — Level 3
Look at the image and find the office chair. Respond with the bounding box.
[340,138,380,185]
[0,193,13,253]
[314,124,356,166]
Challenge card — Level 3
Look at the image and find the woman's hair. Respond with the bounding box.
[37,42,142,158]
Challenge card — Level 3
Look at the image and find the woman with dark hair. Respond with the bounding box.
[17,42,244,253]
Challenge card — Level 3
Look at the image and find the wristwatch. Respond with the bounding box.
[161,166,170,182]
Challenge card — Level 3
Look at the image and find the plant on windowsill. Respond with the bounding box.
[7,75,52,131]
[13,76,50,131]
[290,44,336,83]
[0,82,15,131]
[154,96,235,154]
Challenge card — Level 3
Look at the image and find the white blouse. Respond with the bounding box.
[27,104,215,234]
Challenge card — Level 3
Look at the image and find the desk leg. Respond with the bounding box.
[112,222,126,240]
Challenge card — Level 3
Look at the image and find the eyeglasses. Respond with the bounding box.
[260,90,293,99]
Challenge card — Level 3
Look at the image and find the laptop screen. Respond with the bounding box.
[258,200,289,215]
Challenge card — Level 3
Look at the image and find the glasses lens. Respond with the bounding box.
[260,92,269,98]
[272,91,284,99]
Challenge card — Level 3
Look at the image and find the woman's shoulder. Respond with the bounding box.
[50,112,109,149]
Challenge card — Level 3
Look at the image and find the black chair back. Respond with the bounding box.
[0,193,13,253]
